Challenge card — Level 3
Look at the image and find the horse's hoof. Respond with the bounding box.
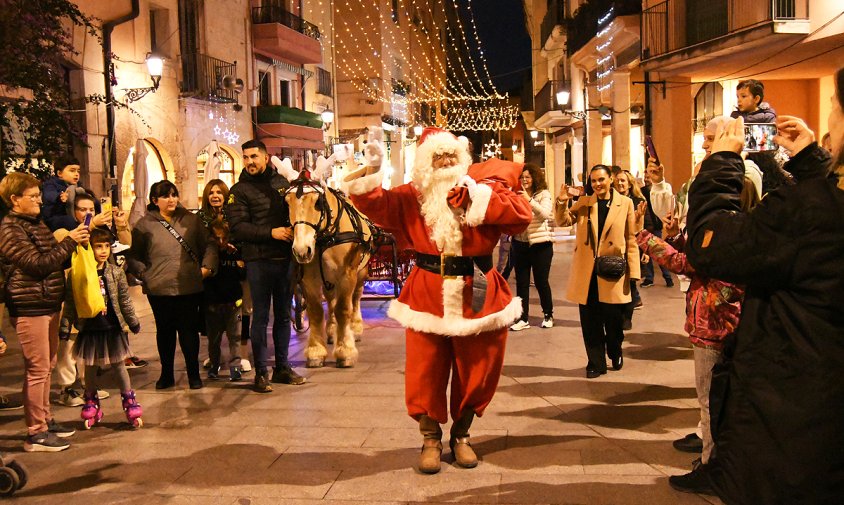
[336,358,355,368]
[307,358,325,368]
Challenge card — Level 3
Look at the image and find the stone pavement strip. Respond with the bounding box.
[0,239,723,505]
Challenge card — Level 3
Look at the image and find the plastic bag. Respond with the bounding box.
[71,244,105,318]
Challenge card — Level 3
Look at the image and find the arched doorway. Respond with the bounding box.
[196,142,242,206]
[120,137,176,211]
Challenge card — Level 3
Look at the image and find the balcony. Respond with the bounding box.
[541,0,567,49]
[254,105,325,151]
[180,53,238,104]
[533,80,576,130]
[566,0,641,56]
[642,0,810,63]
[251,3,322,64]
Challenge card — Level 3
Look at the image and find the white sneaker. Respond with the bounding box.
[240,359,252,372]
[59,387,83,407]
[541,316,554,329]
[509,320,530,332]
[96,389,110,400]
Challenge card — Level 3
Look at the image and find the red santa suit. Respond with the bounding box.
[345,129,531,425]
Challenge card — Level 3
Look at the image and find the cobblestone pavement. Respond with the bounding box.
[0,237,722,504]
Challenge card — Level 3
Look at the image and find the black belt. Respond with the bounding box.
[415,252,493,277]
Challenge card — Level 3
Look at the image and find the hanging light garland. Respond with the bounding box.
[322,0,512,131]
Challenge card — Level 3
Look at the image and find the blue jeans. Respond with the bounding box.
[246,260,293,374]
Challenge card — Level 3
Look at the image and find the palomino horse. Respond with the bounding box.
[285,171,375,368]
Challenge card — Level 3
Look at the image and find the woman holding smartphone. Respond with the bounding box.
[555,165,640,378]
[509,164,555,331]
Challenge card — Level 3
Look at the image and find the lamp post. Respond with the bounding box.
[124,53,164,103]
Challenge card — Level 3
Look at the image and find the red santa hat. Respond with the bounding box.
[413,127,472,175]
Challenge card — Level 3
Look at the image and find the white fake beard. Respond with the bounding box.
[414,165,466,254]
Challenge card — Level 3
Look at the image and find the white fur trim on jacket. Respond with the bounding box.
[387,296,523,337]
[464,183,492,227]
[343,171,383,196]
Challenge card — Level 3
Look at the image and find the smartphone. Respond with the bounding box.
[567,186,584,198]
[744,123,777,152]
[100,197,112,214]
[644,135,660,165]
[83,213,93,227]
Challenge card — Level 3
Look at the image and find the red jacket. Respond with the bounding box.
[636,230,744,350]
[347,170,531,336]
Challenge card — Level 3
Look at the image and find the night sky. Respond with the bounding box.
[466,0,532,94]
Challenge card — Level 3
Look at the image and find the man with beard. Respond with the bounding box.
[227,140,305,393]
[345,127,531,474]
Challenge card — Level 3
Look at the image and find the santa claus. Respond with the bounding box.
[344,127,532,473]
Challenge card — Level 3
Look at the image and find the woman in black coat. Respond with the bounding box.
[684,70,844,505]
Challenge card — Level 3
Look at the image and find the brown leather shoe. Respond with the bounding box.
[450,436,478,468]
[419,438,443,474]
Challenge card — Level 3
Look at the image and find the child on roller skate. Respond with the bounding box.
[61,228,143,429]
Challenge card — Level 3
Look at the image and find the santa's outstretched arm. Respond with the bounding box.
[463,179,532,233]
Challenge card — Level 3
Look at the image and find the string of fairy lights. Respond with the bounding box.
[319,0,518,131]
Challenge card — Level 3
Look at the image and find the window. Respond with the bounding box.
[197,147,237,205]
[149,8,171,57]
[317,68,332,97]
[694,82,724,132]
[280,80,291,106]
[258,71,270,106]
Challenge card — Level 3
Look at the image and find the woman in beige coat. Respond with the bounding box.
[555,165,640,378]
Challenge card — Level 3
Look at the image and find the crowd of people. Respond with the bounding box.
[0,72,841,504]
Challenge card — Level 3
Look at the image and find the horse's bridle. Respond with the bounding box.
[287,172,330,235]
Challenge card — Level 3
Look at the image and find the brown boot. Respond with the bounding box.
[449,410,478,468]
[418,415,443,474]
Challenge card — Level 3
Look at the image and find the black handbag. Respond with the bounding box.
[587,211,627,280]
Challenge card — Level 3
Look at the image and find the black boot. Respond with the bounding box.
[668,459,715,495]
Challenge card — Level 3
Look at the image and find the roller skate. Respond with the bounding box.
[121,390,143,428]
[0,453,28,497]
[80,392,103,430]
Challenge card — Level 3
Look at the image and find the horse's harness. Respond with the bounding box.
[287,172,383,291]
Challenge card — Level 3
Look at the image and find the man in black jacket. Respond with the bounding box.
[227,140,305,392]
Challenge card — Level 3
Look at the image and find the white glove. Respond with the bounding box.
[271,156,299,181]
[457,175,478,199]
[313,154,336,182]
[363,140,384,169]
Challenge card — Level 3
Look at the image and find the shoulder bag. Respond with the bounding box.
[587,209,627,281]
[158,219,200,264]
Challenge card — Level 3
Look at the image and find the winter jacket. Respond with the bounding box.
[41,177,99,232]
[636,230,743,350]
[687,143,844,505]
[61,262,139,334]
[0,212,77,317]
[730,101,777,123]
[127,207,218,296]
[203,245,244,305]
[226,168,292,262]
[515,189,554,245]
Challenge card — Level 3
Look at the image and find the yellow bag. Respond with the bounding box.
[70,244,106,318]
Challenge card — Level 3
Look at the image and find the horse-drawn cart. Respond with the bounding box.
[363,233,414,299]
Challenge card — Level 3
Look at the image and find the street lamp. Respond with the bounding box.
[530,130,539,139]
[320,109,334,130]
[556,84,570,106]
[124,52,164,103]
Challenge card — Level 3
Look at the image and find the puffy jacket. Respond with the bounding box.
[226,167,292,262]
[127,207,218,296]
[0,213,77,316]
[515,189,554,245]
[636,230,743,350]
[730,101,777,123]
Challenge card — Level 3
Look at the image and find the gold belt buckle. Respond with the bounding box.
[440,253,458,279]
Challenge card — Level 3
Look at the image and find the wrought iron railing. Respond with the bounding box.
[566,0,641,56]
[251,2,320,40]
[180,53,238,104]
[642,0,809,60]
[541,0,567,47]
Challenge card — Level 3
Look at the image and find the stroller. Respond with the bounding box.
[0,453,27,497]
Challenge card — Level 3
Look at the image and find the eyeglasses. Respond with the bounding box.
[19,192,42,201]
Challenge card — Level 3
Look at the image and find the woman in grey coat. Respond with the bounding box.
[128,181,217,390]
